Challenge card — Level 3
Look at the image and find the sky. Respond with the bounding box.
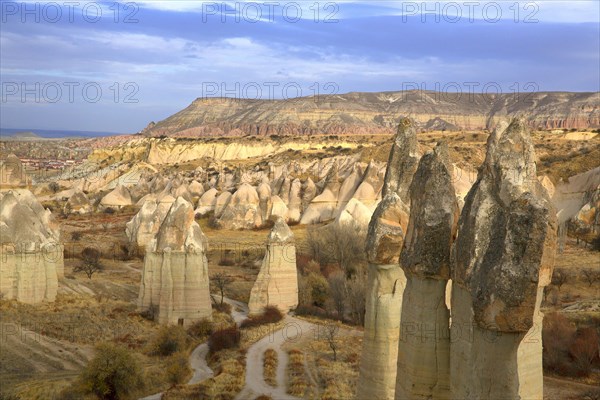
[1,0,599,133]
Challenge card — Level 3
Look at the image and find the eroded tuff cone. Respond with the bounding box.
[126,199,170,249]
[451,118,557,400]
[453,118,556,332]
[357,132,412,399]
[0,190,62,303]
[395,142,458,400]
[0,154,29,186]
[382,118,420,201]
[248,217,298,315]
[138,196,211,326]
[217,183,262,229]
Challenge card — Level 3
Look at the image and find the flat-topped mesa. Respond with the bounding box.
[450,118,557,400]
[382,117,420,201]
[138,197,212,326]
[395,142,458,400]
[0,189,63,303]
[357,120,416,400]
[248,217,298,316]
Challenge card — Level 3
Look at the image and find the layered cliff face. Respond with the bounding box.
[396,142,459,400]
[247,217,298,315]
[451,118,557,400]
[357,119,417,400]
[0,189,62,303]
[138,197,212,326]
[143,91,600,138]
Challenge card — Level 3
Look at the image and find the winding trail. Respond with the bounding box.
[139,297,247,400]
[236,316,315,400]
[140,298,314,400]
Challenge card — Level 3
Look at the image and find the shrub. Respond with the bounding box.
[295,304,328,319]
[149,325,188,357]
[307,273,329,307]
[208,326,240,354]
[543,313,576,375]
[71,231,82,241]
[187,318,213,340]
[104,207,116,214]
[240,306,283,329]
[140,304,158,321]
[213,301,232,314]
[80,342,144,400]
[166,352,192,386]
[569,327,600,376]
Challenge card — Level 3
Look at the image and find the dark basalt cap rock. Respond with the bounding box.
[382,117,420,202]
[401,142,459,280]
[453,118,557,332]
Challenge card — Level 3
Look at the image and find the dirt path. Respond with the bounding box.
[236,316,315,400]
[140,297,248,400]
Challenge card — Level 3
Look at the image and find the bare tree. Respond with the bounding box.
[73,247,103,279]
[323,323,339,361]
[552,270,569,292]
[211,273,234,305]
[581,269,600,287]
[327,272,347,320]
[346,274,367,326]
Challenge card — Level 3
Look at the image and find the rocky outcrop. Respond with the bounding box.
[395,142,459,400]
[195,188,218,217]
[217,183,262,229]
[64,190,92,214]
[357,119,417,400]
[0,190,62,303]
[138,197,212,326]
[0,154,29,187]
[126,199,171,249]
[451,119,557,400]
[248,218,298,315]
[99,185,133,209]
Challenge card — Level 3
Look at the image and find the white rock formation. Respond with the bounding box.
[357,118,418,400]
[64,190,92,214]
[248,218,298,315]
[138,197,212,326]
[218,183,262,229]
[450,119,557,400]
[0,190,62,303]
[126,199,171,249]
[0,154,29,186]
[395,142,458,400]
[99,185,133,209]
[195,188,218,216]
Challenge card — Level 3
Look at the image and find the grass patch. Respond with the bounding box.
[263,349,278,387]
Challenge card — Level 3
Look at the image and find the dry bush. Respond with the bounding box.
[306,222,367,278]
[286,349,313,397]
[148,325,189,357]
[166,352,192,386]
[543,313,577,374]
[187,318,213,340]
[240,306,283,329]
[263,348,278,387]
[212,301,233,314]
[569,327,600,376]
[543,313,599,377]
[208,326,241,354]
[79,342,144,400]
